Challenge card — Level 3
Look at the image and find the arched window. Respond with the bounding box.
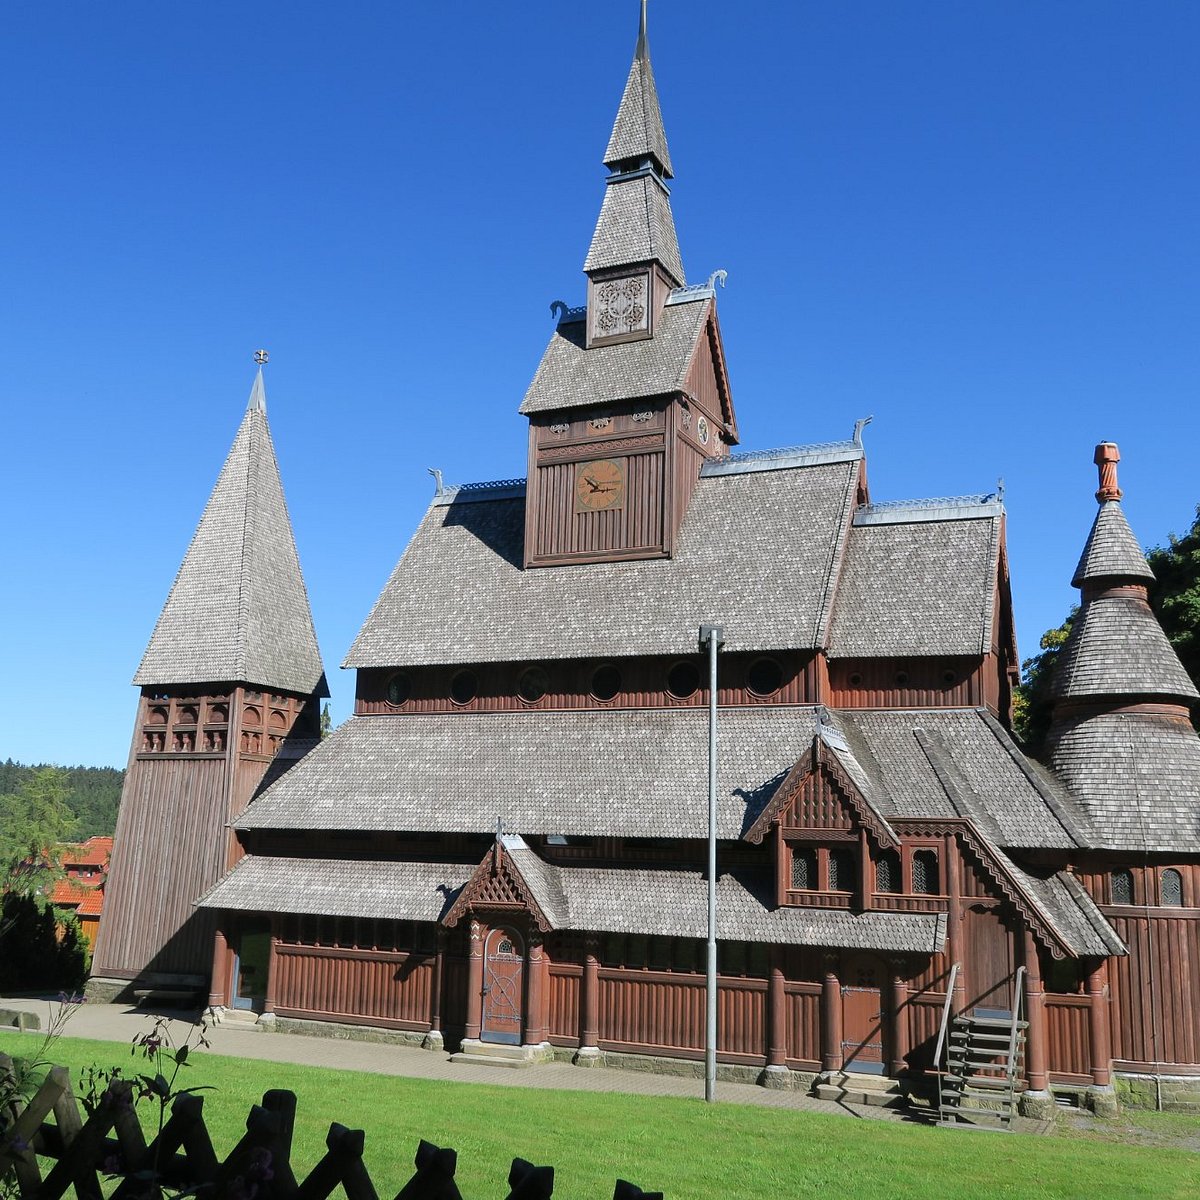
[828,848,855,893]
[791,848,817,890]
[1110,869,1133,905]
[1161,869,1183,907]
[912,849,939,895]
[875,849,901,894]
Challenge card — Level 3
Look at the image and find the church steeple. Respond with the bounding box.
[584,1,685,312]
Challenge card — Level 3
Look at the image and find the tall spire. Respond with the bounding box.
[134,362,327,698]
[585,3,684,286]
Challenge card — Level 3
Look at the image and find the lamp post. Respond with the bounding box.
[699,623,724,1103]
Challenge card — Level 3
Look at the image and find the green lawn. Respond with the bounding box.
[3,1032,1198,1199]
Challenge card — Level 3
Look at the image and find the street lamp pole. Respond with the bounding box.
[699,623,724,1103]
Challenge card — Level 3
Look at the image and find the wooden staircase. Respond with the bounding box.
[934,965,1027,1130]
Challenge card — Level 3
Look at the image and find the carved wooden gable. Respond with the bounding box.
[745,737,898,848]
[442,842,553,932]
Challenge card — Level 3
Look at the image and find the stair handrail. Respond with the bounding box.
[1006,965,1026,1089]
[932,961,961,1077]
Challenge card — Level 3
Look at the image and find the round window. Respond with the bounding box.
[895,671,910,686]
[518,666,549,704]
[667,660,700,699]
[386,673,412,707]
[746,657,783,698]
[450,670,478,706]
[591,664,622,702]
[848,672,863,687]
[942,669,957,685]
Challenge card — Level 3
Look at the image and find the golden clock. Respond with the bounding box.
[575,458,626,512]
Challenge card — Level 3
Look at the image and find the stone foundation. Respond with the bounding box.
[270,1015,428,1050]
[1116,1073,1200,1112]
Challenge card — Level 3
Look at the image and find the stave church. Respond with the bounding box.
[91,8,1200,1116]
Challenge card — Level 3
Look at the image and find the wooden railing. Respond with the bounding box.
[0,1054,662,1199]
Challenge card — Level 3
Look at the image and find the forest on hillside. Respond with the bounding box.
[0,759,123,840]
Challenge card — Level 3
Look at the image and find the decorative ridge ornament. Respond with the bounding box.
[852,415,874,447]
[1094,442,1123,502]
[247,352,268,413]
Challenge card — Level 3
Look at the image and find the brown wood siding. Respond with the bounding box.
[356,652,820,714]
[1045,994,1092,1082]
[682,323,727,447]
[548,962,581,1045]
[1106,910,1200,1067]
[784,983,822,1068]
[272,944,433,1031]
[780,770,854,832]
[93,752,229,978]
[828,657,987,711]
[962,903,1017,1011]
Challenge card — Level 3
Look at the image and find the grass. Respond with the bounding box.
[2,1031,1198,1199]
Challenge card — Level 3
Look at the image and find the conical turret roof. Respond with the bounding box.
[133,370,327,697]
[1071,501,1155,589]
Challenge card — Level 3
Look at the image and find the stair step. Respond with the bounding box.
[943,1074,1014,1089]
[956,1017,1028,1030]
[941,1088,1016,1104]
[448,1052,534,1070]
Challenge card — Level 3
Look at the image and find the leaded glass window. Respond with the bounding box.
[828,848,855,893]
[1161,869,1183,907]
[1110,869,1133,905]
[791,848,817,890]
[912,849,939,895]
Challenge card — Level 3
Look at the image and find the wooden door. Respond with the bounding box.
[481,926,524,1045]
[841,953,886,1074]
[233,924,270,1011]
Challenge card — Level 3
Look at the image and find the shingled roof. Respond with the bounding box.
[827,502,1003,658]
[1072,501,1155,588]
[583,172,684,282]
[1046,711,1200,853]
[344,454,860,667]
[520,294,707,415]
[134,372,327,697]
[1051,596,1198,702]
[602,6,673,178]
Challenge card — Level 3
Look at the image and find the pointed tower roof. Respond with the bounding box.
[133,368,328,697]
[1071,502,1155,588]
[603,1,674,179]
[584,3,684,283]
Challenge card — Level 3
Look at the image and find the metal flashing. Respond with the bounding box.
[702,440,863,477]
[432,478,527,507]
[854,496,1004,525]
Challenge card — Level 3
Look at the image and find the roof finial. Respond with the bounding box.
[637,0,648,56]
[1094,442,1123,503]
[247,350,268,413]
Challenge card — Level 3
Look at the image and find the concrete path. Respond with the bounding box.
[0,994,1046,1131]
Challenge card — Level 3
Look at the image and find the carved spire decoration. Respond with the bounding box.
[1094,442,1123,502]
[248,350,268,413]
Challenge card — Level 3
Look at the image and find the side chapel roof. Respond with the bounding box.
[134,370,327,697]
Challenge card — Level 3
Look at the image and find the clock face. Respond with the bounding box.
[575,459,626,512]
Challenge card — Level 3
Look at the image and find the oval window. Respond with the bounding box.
[747,657,783,698]
[450,670,478,706]
[518,667,549,704]
[591,664,622,702]
[667,660,700,699]
[386,673,411,707]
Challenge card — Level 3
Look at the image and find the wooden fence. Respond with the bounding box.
[0,1055,661,1200]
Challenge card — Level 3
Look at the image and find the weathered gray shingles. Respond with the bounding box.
[603,43,673,176]
[1072,501,1155,587]
[1001,861,1126,958]
[519,295,706,415]
[344,460,860,667]
[1051,597,1197,700]
[838,711,1079,849]
[1046,712,1200,852]
[583,175,684,282]
[196,855,470,923]
[236,707,822,839]
[826,517,1000,658]
[134,403,326,696]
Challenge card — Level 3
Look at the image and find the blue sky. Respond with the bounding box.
[2,2,1197,769]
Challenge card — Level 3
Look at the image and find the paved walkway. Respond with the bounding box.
[0,994,1046,1132]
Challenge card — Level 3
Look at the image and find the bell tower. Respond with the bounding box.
[518,3,736,568]
[89,358,328,1001]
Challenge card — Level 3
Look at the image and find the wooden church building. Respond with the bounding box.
[92,10,1200,1115]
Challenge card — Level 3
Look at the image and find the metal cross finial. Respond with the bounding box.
[254,349,269,366]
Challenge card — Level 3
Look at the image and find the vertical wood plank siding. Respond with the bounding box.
[828,656,987,710]
[273,945,433,1031]
[784,984,822,1067]
[1045,995,1092,1081]
[548,964,581,1044]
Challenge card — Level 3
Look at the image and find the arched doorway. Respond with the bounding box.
[481,925,525,1045]
[841,952,887,1074]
